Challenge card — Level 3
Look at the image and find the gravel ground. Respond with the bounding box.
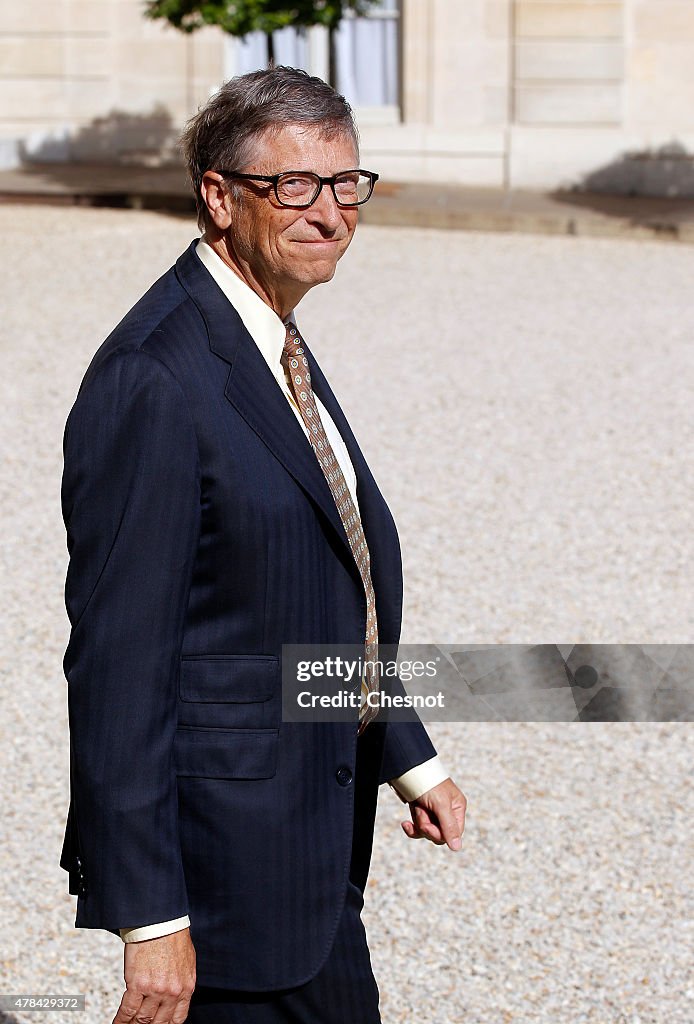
[0,205,692,1024]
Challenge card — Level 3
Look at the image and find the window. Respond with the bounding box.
[333,4,400,114]
[225,2,401,123]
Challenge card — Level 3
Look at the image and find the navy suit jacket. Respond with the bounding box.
[59,240,437,991]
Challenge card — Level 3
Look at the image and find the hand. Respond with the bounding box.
[112,927,196,1024]
[401,777,467,851]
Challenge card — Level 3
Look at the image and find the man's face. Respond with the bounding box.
[225,124,360,299]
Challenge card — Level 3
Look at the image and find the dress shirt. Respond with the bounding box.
[119,240,450,942]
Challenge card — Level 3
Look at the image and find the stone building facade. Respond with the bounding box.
[1,1,693,192]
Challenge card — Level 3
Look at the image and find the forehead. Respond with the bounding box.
[246,123,359,173]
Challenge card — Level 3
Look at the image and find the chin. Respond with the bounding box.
[301,262,338,285]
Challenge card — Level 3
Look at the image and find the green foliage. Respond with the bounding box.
[144,0,375,36]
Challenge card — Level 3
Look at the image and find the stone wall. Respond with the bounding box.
[0,1,222,166]
[1,0,694,191]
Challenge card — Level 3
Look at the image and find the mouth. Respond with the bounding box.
[291,238,344,246]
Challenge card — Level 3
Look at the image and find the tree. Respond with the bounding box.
[144,0,376,73]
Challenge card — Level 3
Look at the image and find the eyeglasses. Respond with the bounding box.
[216,168,379,208]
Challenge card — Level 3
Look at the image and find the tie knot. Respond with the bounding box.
[282,323,310,376]
[283,321,301,353]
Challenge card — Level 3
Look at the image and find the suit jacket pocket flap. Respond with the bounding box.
[174,726,278,779]
[180,655,278,703]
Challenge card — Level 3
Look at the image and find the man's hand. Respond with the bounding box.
[112,927,196,1024]
[401,777,467,851]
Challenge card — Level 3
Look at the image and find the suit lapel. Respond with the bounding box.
[174,242,359,575]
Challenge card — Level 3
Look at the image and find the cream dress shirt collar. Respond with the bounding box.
[195,238,296,381]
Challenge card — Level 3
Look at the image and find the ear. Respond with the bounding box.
[200,171,233,230]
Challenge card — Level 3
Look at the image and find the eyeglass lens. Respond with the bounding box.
[276,172,372,206]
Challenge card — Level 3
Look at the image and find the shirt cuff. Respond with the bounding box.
[119,916,190,943]
[387,755,450,803]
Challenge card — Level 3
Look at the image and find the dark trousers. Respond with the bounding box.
[187,734,382,1023]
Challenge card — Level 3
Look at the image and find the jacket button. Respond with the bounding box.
[336,766,352,787]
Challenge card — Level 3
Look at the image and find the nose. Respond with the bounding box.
[305,182,344,232]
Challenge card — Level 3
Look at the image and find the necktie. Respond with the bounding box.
[281,323,380,733]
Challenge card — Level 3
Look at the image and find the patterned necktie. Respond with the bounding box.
[281,323,380,734]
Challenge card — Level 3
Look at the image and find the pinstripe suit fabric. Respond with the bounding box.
[59,240,437,992]
[187,731,382,1022]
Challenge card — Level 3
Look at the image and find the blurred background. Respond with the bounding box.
[1,4,692,1024]
[2,0,694,196]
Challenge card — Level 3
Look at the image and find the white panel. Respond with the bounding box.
[517,41,623,81]
[517,83,622,124]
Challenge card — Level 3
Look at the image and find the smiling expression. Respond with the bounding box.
[202,123,361,318]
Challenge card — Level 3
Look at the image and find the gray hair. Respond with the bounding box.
[180,65,359,230]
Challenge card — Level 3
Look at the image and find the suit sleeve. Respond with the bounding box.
[376,669,439,785]
[61,347,201,932]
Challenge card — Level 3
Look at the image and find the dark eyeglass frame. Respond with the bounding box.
[215,168,380,208]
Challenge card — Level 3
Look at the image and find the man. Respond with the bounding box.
[59,67,466,1024]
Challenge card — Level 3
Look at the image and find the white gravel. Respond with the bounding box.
[0,205,692,1023]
